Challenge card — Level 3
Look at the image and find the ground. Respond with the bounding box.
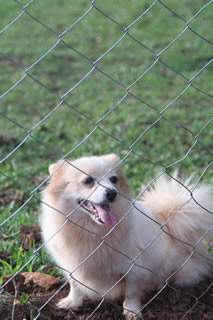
[1,274,212,320]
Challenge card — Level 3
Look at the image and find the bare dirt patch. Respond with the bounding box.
[19,225,42,250]
[0,134,18,146]
[0,190,25,207]
[1,273,212,320]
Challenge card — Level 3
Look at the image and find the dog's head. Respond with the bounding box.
[47,154,131,228]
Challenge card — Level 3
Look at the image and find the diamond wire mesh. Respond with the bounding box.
[0,0,213,319]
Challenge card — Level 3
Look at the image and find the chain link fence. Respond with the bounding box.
[0,0,213,319]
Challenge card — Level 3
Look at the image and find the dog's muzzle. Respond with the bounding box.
[78,198,119,227]
[105,188,117,202]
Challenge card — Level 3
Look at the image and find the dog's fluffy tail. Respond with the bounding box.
[141,172,213,245]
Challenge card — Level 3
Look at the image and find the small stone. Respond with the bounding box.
[2,272,61,294]
[21,272,61,292]
[2,274,25,294]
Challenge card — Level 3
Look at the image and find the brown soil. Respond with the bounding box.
[0,190,25,206]
[0,134,18,146]
[19,225,42,250]
[0,275,212,320]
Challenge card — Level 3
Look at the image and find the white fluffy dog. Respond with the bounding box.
[40,154,213,319]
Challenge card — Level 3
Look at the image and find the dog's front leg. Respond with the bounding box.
[57,279,84,310]
[123,274,143,320]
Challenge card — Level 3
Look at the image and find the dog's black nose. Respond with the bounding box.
[106,188,117,202]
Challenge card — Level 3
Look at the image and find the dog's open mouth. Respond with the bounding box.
[78,199,119,227]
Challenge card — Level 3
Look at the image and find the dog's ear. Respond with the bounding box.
[48,160,65,175]
[101,153,120,164]
[47,160,68,194]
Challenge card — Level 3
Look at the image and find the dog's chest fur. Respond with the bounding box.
[57,223,132,298]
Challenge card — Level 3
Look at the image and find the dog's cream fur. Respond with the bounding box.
[40,154,213,319]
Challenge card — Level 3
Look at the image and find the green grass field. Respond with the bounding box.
[0,0,213,280]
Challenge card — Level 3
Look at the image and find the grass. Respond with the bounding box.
[0,0,212,280]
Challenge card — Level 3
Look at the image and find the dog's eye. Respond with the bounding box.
[83,176,95,186]
[109,176,118,184]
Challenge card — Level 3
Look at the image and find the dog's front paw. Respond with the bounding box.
[57,296,82,310]
[123,309,143,320]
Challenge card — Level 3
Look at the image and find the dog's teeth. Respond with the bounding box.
[92,203,96,209]
[88,202,93,210]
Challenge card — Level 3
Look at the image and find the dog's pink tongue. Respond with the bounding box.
[95,204,119,227]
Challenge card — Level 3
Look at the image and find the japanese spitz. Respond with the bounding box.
[40,154,213,319]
